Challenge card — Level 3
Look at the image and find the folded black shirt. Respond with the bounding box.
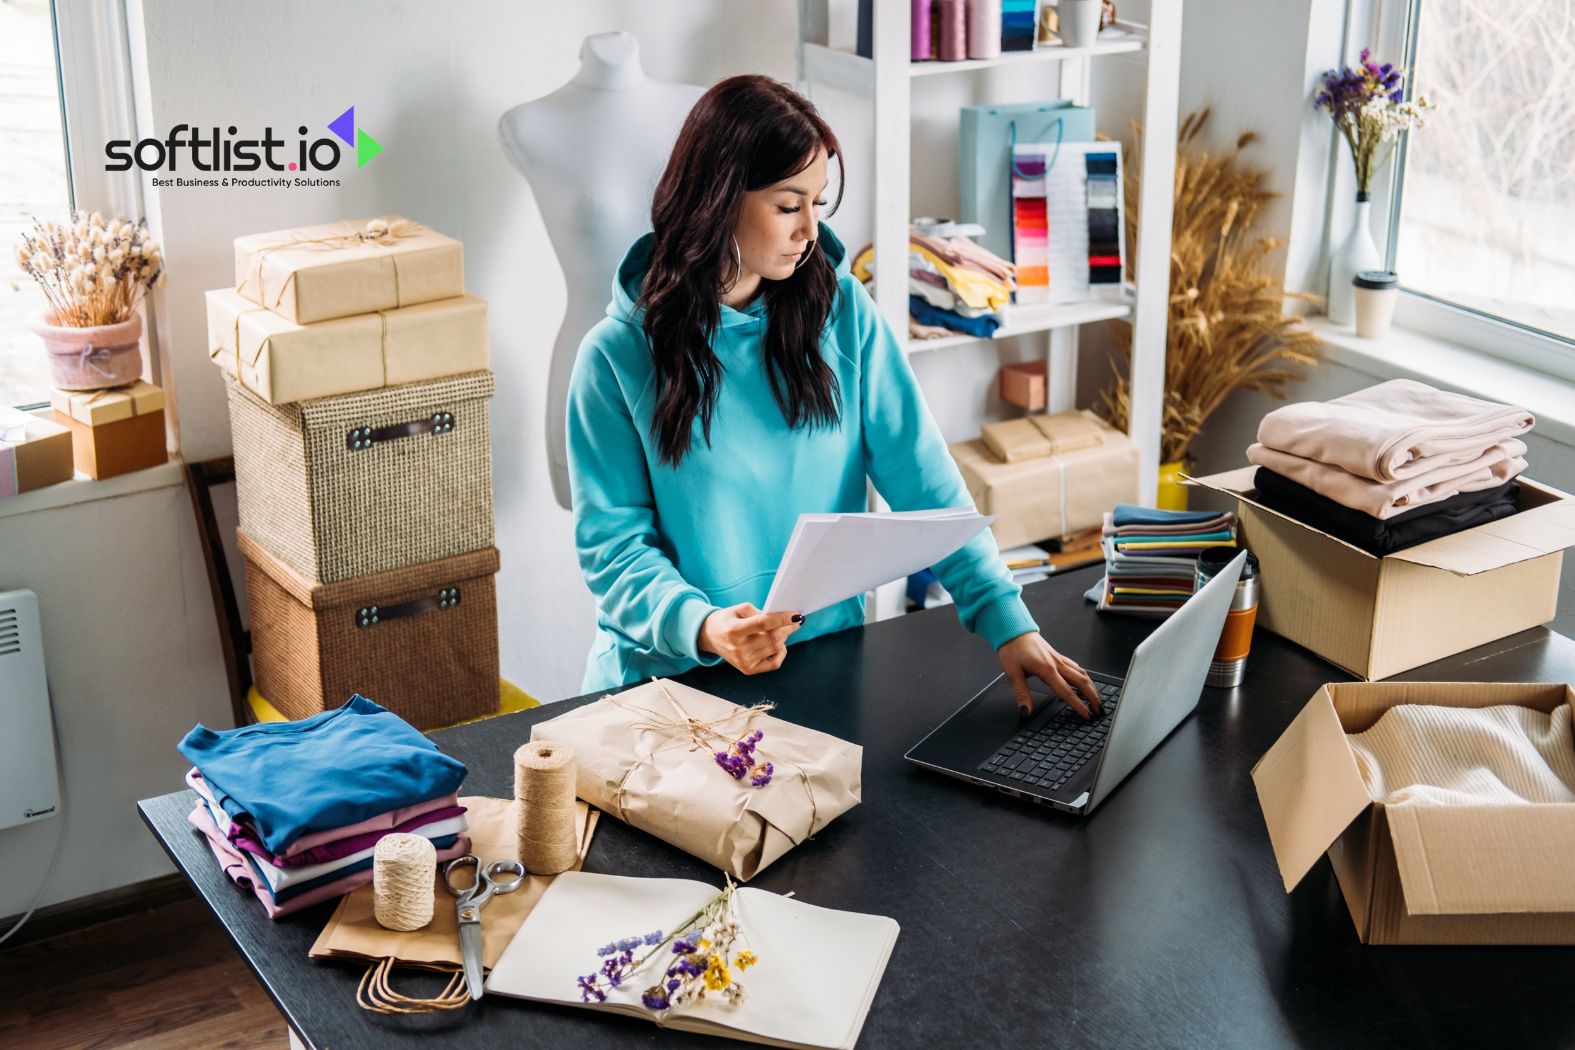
[1252,467,1522,557]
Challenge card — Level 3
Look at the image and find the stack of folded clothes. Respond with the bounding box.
[1094,504,1238,616]
[1247,379,1533,555]
[852,227,1016,340]
[177,694,471,920]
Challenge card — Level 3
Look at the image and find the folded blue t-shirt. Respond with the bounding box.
[178,695,467,853]
[1111,503,1227,528]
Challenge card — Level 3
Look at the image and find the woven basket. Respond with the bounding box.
[240,528,499,729]
[227,370,495,583]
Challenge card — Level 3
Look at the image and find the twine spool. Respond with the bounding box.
[372,833,437,932]
[515,740,578,875]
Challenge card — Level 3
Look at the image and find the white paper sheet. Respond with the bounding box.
[485,871,900,1049]
[761,508,992,615]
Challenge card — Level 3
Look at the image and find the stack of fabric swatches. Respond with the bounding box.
[1246,379,1532,555]
[1094,504,1238,617]
[176,695,471,919]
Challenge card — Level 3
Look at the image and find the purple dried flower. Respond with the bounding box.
[642,986,671,1011]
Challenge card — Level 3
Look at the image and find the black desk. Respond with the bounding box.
[139,567,1575,1049]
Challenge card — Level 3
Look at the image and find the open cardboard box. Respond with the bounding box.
[1253,680,1575,945]
[1188,467,1575,680]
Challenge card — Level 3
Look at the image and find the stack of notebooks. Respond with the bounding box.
[1093,504,1238,617]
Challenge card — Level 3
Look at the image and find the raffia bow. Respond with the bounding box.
[603,679,821,843]
[236,217,423,313]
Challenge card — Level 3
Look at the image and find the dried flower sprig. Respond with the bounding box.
[1314,48,1434,197]
[13,211,165,327]
[715,728,774,787]
[577,877,757,1014]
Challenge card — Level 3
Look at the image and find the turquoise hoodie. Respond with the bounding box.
[566,222,1038,693]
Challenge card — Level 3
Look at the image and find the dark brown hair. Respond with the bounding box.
[640,75,846,466]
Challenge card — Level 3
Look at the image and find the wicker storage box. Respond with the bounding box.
[227,370,495,583]
[239,528,499,729]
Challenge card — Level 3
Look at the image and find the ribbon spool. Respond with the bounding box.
[372,833,437,932]
[515,740,578,875]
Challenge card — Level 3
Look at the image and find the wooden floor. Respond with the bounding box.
[0,895,288,1049]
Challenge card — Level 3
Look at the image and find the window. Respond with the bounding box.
[1386,0,1575,353]
[1,0,73,408]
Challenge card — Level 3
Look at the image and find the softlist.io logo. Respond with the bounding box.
[112,106,382,189]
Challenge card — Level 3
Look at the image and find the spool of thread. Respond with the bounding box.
[967,0,1002,58]
[372,833,437,932]
[515,740,578,875]
[911,0,933,59]
[938,0,967,60]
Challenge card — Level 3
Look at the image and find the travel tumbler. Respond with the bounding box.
[1195,547,1259,688]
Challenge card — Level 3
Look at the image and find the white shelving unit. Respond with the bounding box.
[795,0,1181,509]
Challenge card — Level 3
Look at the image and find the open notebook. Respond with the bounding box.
[485,871,900,1049]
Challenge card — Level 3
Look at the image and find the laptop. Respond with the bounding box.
[905,550,1246,816]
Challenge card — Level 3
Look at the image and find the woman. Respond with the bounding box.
[566,75,1099,718]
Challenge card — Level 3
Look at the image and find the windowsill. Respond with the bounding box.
[1307,317,1575,449]
[0,457,184,522]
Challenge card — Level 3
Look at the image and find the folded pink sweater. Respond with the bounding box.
[1247,439,1527,519]
[1257,379,1533,483]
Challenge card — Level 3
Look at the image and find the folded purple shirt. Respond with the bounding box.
[185,767,461,862]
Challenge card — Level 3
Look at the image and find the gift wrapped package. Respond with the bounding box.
[49,381,166,480]
[233,216,464,325]
[952,410,1140,548]
[531,678,863,881]
[1,408,74,496]
[206,288,489,405]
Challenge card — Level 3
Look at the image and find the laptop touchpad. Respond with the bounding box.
[964,678,1059,728]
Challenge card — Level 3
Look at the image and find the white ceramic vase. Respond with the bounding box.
[1328,197,1382,326]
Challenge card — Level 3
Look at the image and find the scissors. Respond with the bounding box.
[444,854,527,1000]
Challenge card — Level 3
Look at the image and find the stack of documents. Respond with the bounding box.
[763,508,991,615]
[1093,504,1237,617]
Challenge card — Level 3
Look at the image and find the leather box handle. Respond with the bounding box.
[345,411,456,451]
[354,586,462,629]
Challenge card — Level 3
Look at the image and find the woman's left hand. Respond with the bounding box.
[996,632,1102,720]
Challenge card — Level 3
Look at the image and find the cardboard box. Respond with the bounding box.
[980,418,1052,462]
[0,408,74,496]
[1189,467,1575,680]
[233,216,465,325]
[1254,680,1575,945]
[49,379,166,480]
[206,288,489,405]
[998,360,1047,411]
[951,410,1140,548]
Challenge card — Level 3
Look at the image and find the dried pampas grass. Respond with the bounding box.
[1100,109,1321,464]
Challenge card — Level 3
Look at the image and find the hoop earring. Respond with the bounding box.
[720,236,743,295]
[793,240,818,271]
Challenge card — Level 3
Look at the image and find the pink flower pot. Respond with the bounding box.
[32,312,144,391]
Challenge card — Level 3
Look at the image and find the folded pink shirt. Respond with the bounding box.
[187,801,471,920]
[1256,379,1534,483]
[1247,439,1527,519]
[185,767,459,860]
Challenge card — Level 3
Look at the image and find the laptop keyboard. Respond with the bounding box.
[977,682,1122,793]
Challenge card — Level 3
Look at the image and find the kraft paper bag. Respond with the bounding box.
[233,216,464,325]
[310,795,598,969]
[206,288,488,405]
[531,678,863,881]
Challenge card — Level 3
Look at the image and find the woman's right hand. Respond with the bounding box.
[698,603,802,675]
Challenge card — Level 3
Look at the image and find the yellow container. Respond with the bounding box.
[1157,459,1191,510]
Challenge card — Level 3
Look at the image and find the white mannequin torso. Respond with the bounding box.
[499,32,704,509]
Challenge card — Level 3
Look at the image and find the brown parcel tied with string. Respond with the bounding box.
[206,287,488,406]
[530,678,863,881]
[312,796,599,969]
[234,216,464,326]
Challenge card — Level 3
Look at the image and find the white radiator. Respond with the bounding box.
[0,590,60,831]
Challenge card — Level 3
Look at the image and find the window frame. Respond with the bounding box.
[1363,0,1575,383]
[43,0,166,392]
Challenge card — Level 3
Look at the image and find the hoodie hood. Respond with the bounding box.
[607,221,850,328]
